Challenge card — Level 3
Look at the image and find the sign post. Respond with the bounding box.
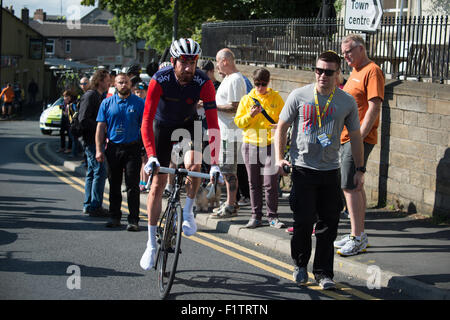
[345,0,383,32]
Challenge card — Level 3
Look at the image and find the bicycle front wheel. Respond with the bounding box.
[157,203,182,299]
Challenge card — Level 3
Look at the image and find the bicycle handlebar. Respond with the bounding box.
[158,166,210,180]
[146,165,211,190]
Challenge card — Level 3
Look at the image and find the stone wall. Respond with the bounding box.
[232,64,450,220]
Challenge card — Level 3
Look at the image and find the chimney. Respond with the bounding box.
[21,8,30,25]
[9,6,15,16]
[33,9,46,21]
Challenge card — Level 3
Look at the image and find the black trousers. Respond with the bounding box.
[105,141,142,223]
[289,166,343,280]
[60,118,72,149]
[237,163,250,200]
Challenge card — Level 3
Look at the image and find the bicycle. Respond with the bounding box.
[146,164,217,299]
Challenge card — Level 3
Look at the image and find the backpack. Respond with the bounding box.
[69,111,83,137]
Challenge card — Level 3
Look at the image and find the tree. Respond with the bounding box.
[81,0,321,54]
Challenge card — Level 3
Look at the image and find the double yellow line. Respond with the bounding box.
[26,142,380,300]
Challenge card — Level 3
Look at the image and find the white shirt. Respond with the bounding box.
[215,72,246,140]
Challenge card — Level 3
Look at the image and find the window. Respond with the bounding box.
[29,39,43,60]
[65,40,71,53]
[45,39,55,55]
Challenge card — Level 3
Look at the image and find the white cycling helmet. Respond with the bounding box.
[170,38,202,59]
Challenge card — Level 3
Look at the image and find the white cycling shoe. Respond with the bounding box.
[182,212,197,237]
[140,247,156,270]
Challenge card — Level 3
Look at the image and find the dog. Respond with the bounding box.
[195,181,221,213]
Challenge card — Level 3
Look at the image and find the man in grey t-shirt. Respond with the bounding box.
[274,51,365,290]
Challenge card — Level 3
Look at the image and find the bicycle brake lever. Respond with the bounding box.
[146,162,156,189]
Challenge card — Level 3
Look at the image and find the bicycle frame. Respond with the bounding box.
[147,165,211,299]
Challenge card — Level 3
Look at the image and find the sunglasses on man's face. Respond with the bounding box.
[178,54,199,63]
[254,82,268,87]
[80,82,88,85]
[314,67,337,77]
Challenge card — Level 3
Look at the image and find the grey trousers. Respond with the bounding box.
[242,142,279,220]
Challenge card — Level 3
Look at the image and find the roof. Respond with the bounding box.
[45,57,94,70]
[29,20,115,38]
[80,8,113,25]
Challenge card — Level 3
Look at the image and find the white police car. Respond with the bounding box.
[39,97,63,135]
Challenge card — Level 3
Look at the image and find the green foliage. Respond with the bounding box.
[56,71,81,95]
[334,0,344,14]
[81,0,322,54]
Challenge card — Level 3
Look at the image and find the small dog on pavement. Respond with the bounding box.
[195,181,221,212]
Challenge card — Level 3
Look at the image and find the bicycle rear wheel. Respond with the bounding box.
[157,203,182,299]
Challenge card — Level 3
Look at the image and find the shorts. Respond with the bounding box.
[340,141,374,190]
[219,140,243,174]
[153,119,202,168]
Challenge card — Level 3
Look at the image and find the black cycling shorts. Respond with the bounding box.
[153,119,201,168]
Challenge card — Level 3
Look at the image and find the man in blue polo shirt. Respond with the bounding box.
[96,72,145,231]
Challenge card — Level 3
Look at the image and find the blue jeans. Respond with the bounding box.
[84,143,106,211]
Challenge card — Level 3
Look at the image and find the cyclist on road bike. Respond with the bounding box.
[140,38,223,270]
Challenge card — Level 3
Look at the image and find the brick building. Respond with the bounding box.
[29,8,132,69]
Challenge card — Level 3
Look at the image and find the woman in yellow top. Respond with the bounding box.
[234,68,285,229]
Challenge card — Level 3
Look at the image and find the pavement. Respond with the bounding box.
[43,138,450,300]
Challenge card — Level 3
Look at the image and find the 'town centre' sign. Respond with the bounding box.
[345,0,383,32]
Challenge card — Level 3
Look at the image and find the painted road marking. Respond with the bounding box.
[26,142,381,300]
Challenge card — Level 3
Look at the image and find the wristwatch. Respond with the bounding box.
[355,167,366,173]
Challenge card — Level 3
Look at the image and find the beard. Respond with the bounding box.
[176,70,195,84]
[118,87,131,96]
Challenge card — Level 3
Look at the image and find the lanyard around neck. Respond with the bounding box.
[314,85,335,128]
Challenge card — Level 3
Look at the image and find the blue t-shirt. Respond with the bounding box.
[153,66,213,126]
[96,93,145,144]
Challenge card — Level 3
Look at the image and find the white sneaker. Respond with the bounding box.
[333,234,351,248]
[334,232,369,249]
[337,236,367,256]
[140,247,156,270]
[182,211,197,236]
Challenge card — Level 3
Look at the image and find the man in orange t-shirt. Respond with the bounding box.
[0,83,15,118]
[335,34,385,257]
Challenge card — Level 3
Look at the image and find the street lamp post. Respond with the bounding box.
[172,0,178,41]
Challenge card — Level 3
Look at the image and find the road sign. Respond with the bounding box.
[345,0,383,32]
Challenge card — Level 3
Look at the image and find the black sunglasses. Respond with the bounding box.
[314,67,337,77]
[254,81,268,87]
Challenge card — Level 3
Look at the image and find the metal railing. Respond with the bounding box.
[202,16,450,83]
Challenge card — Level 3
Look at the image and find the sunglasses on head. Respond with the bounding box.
[314,67,337,77]
[254,81,268,87]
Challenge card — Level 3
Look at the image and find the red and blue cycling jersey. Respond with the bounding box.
[141,66,221,164]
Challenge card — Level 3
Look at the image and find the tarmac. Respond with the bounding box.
[43,138,450,300]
